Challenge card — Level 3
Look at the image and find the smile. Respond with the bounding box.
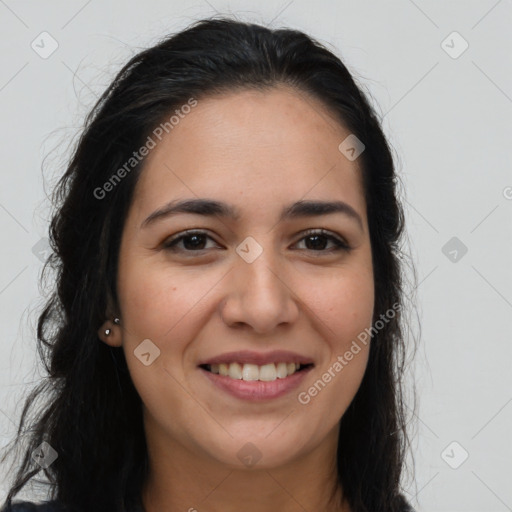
[200,362,314,381]
[198,363,314,402]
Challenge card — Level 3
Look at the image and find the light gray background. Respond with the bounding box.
[1,1,511,511]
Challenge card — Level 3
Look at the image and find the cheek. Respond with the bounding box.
[116,260,223,393]
[296,284,373,419]
[298,267,374,403]
[306,265,375,346]
[117,264,196,421]
[117,257,206,339]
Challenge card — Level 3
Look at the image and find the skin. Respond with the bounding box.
[100,85,374,512]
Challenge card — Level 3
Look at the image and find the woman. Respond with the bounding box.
[1,16,417,512]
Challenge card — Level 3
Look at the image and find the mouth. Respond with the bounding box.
[197,352,315,401]
[199,362,314,382]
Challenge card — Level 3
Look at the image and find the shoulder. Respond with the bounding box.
[1,501,65,512]
[1,501,143,512]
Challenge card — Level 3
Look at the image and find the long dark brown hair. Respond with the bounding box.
[1,16,417,512]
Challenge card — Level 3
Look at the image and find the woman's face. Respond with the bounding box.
[113,86,374,469]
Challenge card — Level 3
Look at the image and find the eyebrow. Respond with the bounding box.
[141,198,363,230]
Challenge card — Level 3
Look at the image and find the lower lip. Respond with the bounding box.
[199,366,313,402]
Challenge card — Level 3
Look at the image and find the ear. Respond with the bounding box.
[97,319,123,347]
[98,290,123,347]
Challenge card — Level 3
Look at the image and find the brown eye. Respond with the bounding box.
[162,230,219,252]
[162,228,350,256]
[293,229,350,253]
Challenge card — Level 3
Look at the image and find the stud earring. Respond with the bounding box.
[105,328,112,336]
[114,318,120,324]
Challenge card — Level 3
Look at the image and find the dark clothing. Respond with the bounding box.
[1,502,141,512]
[1,503,141,512]
[2,497,416,511]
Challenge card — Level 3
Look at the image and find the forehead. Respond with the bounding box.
[130,85,367,223]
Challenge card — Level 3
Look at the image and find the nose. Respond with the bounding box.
[219,247,300,334]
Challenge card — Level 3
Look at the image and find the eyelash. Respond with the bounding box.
[162,229,351,255]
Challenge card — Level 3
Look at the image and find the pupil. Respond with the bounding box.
[182,234,328,251]
[306,235,326,250]
[184,234,206,250]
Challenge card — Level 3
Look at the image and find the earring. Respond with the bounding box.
[114,318,120,324]
[105,328,112,336]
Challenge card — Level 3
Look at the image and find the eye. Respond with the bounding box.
[162,230,220,253]
[292,229,351,253]
[162,228,350,255]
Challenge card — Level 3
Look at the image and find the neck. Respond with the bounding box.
[141,421,350,512]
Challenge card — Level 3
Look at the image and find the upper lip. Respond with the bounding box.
[198,350,315,367]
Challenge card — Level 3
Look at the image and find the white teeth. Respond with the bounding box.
[276,362,288,379]
[242,363,259,381]
[259,363,277,381]
[206,361,306,381]
[228,362,243,379]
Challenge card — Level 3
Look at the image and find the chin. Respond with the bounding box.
[198,430,311,470]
